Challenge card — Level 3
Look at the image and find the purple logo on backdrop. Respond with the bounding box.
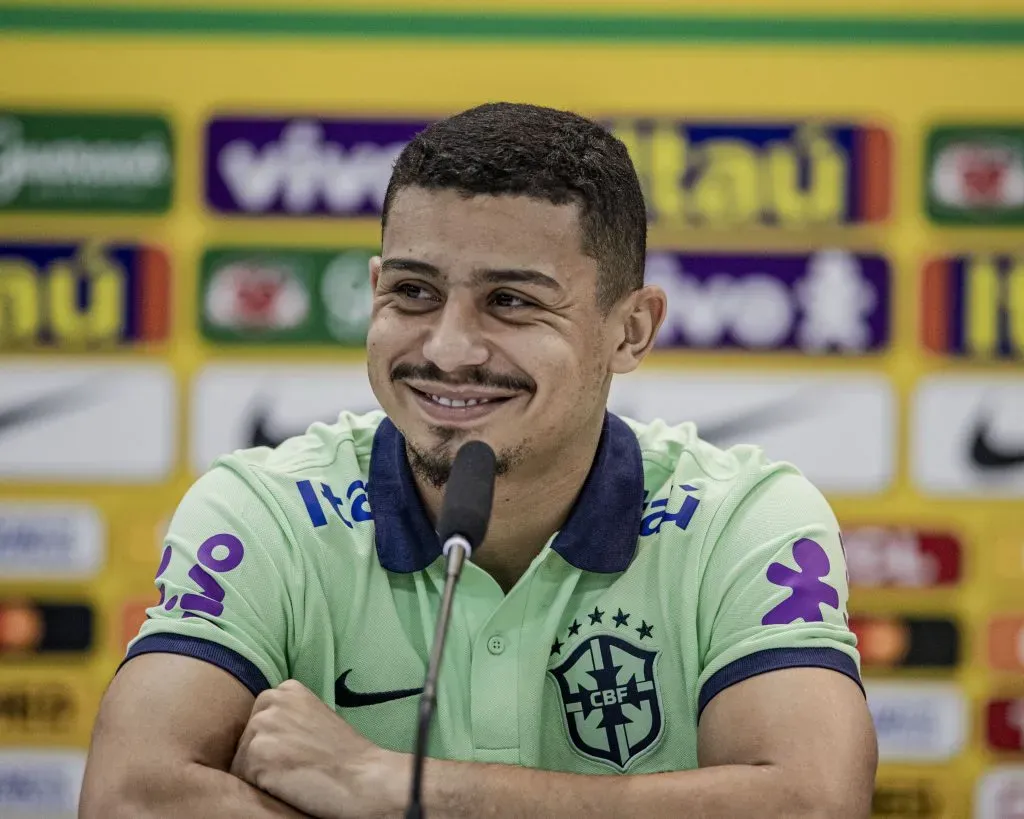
[205,117,430,216]
[762,538,840,625]
[647,250,890,353]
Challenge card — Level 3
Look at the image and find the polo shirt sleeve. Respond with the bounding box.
[120,461,298,696]
[695,464,861,718]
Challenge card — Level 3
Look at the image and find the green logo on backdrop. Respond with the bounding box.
[199,247,374,345]
[0,111,173,212]
[925,125,1024,225]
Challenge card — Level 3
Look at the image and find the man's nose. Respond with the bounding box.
[421,295,489,373]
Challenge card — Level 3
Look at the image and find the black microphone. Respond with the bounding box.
[406,440,497,819]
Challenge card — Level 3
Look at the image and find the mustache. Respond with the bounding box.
[390,362,536,394]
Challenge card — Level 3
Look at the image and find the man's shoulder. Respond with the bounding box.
[622,414,801,497]
[219,410,384,481]
[620,414,829,551]
[198,410,384,549]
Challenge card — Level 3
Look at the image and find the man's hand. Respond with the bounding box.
[231,680,407,819]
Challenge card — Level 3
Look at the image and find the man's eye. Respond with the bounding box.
[491,292,531,309]
[396,283,437,302]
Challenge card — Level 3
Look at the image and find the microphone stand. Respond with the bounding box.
[405,534,472,819]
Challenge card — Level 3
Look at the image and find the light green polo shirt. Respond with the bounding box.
[124,411,859,773]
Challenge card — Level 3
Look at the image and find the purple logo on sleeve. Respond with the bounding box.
[156,533,245,620]
[761,538,840,625]
[205,117,430,216]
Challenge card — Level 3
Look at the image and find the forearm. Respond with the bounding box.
[80,761,311,819]
[415,758,841,819]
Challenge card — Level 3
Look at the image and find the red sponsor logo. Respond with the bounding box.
[988,700,1024,751]
[843,527,961,588]
[958,147,1016,205]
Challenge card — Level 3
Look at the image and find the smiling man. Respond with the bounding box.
[81,103,877,818]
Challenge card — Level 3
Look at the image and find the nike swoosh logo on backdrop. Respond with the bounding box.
[247,408,293,449]
[0,383,97,439]
[693,392,822,445]
[970,417,1024,469]
[334,669,423,708]
[245,403,376,450]
[248,393,821,452]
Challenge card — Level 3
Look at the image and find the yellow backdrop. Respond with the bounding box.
[0,1,1022,815]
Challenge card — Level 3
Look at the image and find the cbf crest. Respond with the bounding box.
[549,634,662,771]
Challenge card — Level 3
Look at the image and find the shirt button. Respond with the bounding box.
[486,635,505,655]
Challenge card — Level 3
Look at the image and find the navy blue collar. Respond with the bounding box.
[367,413,644,574]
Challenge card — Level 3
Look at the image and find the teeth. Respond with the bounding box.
[429,395,492,408]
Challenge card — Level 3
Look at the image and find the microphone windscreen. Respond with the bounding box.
[437,440,497,549]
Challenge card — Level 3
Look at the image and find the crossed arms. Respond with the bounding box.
[80,652,876,819]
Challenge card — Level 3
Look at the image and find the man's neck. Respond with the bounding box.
[411,419,605,593]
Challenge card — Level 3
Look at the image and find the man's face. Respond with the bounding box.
[367,187,620,487]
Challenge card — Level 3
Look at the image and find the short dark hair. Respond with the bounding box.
[382,102,646,311]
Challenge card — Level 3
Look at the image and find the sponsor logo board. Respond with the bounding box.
[0,749,85,816]
[191,366,895,493]
[199,246,373,345]
[610,119,891,227]
[0,241,171,349]
[648,249,890,352]
[0,362,176,481]
[190,363,379,472]
[850,616,959,668]
[0,601,93,655]
[989,616,1024,672]
[872,781,944,818]
[204,115,891,228]
[0,679,88,743]
[976,767,1024,819]
[988,699,1024,752]
[205,116,427,216]
[0,111,172,212]
[912,376,1024,497]
[608,371,896,493]
[0,503,104,578]
[922,254,1024,359]
[926,125,1024,225]
[120,598,151,650]
[841,527,962,588]
[867,682,966,762]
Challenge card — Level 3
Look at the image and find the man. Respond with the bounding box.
[81,102,877,818]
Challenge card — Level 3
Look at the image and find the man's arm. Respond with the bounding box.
[80,653,309,818]
[232,666,874,819]
[415,667,874,818]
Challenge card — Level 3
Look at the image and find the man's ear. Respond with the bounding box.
[369,256,382,291]
[610,285,668,374]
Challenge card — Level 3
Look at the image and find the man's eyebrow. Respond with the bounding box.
[474,268,563,292]
[379,259,564,293]
[379,258,441,277]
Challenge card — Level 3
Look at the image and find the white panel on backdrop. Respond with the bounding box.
[607,370,895,494]
[0,749,86,818]
[191,363,379,473]
[912,375,1024,497]
[866,681,967,762]
[0,363,176,481]
[0,502,104,578]
[975,766,1024,819]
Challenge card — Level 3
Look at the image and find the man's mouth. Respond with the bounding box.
[425,394,496,408]
[403,383,520,421]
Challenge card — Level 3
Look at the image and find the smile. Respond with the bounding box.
[427,395,494,408]
[404,383,519,424]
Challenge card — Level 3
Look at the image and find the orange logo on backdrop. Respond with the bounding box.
[988,616,1024,671]
[120,600,151,650]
